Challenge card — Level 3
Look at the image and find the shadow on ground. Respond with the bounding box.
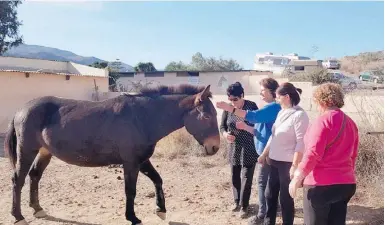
[247,203,382,225]
[0,136,4,158]
[169,222,190,225]
[246,203,304,219]
[347,205,384,225]
[43,215,102,225]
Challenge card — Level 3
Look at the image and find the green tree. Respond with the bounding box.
[165,52,243,71]
[89,61,108,69]
[0,1,23,55]
[134,62,157,72]
[89,60,122,91]
[164,61,190,71]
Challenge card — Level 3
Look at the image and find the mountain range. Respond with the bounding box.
[3,44,134,72]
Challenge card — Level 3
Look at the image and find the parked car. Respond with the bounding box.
[327,71,361,90]
[322,59,340,69]
[359,70,384,84]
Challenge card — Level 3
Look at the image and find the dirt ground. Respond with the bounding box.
[0,137,383,225]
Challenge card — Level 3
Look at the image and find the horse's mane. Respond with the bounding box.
[135,84,212,98]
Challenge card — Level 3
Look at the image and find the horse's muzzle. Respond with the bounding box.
[203,135,220,155]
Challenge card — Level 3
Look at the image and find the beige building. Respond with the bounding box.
[282,59,323,76]
[0,56,109,133]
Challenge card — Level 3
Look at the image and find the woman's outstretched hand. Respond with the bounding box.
[216,101,233,112]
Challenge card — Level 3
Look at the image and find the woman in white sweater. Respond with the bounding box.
[256,82,309,225]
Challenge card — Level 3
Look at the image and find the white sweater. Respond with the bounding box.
[268,105,309,162]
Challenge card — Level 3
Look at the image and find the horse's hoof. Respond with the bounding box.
[156,211,166,220]
[33,209,47,218]
[15,219,29,225]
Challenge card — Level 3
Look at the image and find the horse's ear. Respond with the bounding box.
[198,85,211,100]
[194,85,211,106]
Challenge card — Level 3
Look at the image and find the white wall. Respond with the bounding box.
[68,62,108,77]
[0,56,108,77]
[0,56,68,73]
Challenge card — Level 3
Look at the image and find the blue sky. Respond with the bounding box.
[18,1,384,69]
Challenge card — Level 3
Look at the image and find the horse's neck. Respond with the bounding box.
[146,96,190,143]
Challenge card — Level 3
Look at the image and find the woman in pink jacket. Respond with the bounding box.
[289,83,359,225]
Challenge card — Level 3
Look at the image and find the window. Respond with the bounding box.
[118,72,135,77]
[294,66,305,71]
[144,72,164,77]
[176,71,200,77]
[273,58,283,65]
[282,58,290,65]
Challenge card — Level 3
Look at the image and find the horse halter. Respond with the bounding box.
[196,106,209,120]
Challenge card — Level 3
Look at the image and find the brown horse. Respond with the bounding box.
[4,84,220,225]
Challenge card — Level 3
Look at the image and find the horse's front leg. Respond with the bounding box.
[123,162,142,225]
[140,160,166,220]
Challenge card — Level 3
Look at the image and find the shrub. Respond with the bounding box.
[355,131,383,181]
[347,91,384,206]
[284,68,340,85]
[353,93,384,180]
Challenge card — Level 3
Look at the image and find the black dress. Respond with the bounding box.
[220,99,259,209]
[220,99,259,166]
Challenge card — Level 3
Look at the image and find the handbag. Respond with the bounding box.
[325,113,347,151]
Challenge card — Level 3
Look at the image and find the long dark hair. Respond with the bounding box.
[277,82,302,106]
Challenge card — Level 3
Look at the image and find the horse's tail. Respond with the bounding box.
[4,118,17,169]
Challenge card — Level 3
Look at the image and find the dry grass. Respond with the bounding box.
[340,51,384,75]
[284,67,340,85]
[153,127,229,164]
[153,128,204,160]
[346,91,384,207]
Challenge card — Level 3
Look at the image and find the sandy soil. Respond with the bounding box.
[0,139,383,225]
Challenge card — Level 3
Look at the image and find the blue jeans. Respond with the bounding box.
[256,162,270,217]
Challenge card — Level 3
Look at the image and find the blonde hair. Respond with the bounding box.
[313,83,344,108]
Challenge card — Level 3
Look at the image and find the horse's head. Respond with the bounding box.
[182,85,220,155]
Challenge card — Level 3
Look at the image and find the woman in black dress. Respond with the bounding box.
[220,82,259,218]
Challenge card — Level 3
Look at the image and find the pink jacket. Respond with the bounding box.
[297,109,359,186]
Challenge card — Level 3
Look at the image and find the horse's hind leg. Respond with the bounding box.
[12,147,38,225]
[140,160,166,220]
[29,148,52,218]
